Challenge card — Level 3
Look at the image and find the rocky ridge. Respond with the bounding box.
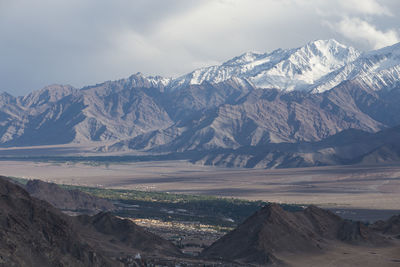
[190,122,400,168]
[25,179,115,213]
[0,176,115,266]
[0,176,184,266]
[201,204,393,265]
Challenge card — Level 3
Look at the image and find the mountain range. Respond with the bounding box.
[1,39,400,168]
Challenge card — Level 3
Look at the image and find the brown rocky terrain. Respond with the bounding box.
[1,175,399,266]
[0,176,115,266]
[25,179,115,213]
[77,212,182,257]
[0,176,183,266]
[201,204,396,266]
[191,123,400,168]
[371,215,400,236]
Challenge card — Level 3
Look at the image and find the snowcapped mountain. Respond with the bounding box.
[1,39,400,170]
[169,39,361,92]
[311,42,400,93]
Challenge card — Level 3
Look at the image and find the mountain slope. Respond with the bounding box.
[115,85,385,153]
[76,74,173,142]
[0,176,115,266]
[0,74,175,147]
[0,176,183,265]
[96,41,400,155]
[201,204,388,265]
[77,212,182,257]
[189,123,400,169]
[311,42,400,93]
[25,179,115,213]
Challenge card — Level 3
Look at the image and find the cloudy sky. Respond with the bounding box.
[1,0,400,95]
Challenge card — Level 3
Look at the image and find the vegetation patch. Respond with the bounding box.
[9,176,302,227]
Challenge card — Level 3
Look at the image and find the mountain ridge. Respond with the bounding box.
[170,39,361,93]
[201,203,391,265]
[1,39,400,169]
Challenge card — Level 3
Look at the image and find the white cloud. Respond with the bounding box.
[331,17,399,49]
[338,0,392,16]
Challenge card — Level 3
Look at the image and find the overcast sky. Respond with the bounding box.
[1,0,400,96]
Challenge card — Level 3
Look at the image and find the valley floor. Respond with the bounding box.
[1,159,399,216]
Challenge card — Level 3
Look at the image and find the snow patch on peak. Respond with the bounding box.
[311,41,400,93]
[260,39,361,91]
[169,39,361,92]
[129,72,172,87]
[365,41,400,57]
[222,51,265,66]
[82,73,172,95]
[306,39,343,50]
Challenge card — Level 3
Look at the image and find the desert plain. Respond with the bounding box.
[1,158,399,221]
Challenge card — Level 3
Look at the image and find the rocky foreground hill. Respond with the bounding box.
[1,40,400,168]
[202,204,399,265]
[0,176,399,266]
[0,176,183,266]
[0,176,115,266]
[25,179,115,213]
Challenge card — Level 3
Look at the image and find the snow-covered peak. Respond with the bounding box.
[82,72,173,96]
[252,39,360,91]
[311,41,400,93]
[126,72,172,91]
[365,41,400,57]
[222,51,265,66]
[169,39,361,92]
[128,72,172,88]
[305,39,343,52]
[300,39,360,64]
[360,42,400,73]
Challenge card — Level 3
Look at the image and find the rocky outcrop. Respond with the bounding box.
[77,212,182,257]
[25,179,115,213]
[0,176,182,266]
[371,215,400,236]
[0,176,115,266]
[191,123,400,168]
[201,204,389,265]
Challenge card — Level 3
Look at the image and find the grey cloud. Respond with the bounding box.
[1,0,399,95]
